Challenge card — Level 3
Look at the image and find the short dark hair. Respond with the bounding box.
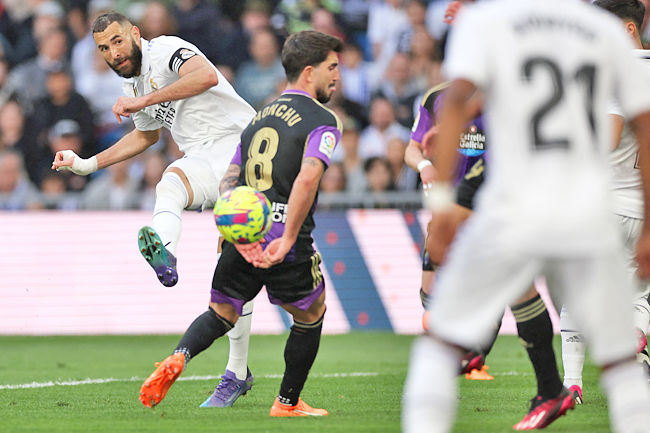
[281,30,343,83]
[92,11,131,34]
[593,0,645,30]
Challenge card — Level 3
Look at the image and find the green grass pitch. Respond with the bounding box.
[0,333,609,432]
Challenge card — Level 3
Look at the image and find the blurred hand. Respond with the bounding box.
[255,237,293,269]
[113,96,147,123]
[443,1,465,25]
[234,239,265,264]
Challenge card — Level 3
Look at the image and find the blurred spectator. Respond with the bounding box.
[217,64,235,85]
[375,52,423,127]
[338,125,367,193]
[395,0,427,53]
[217,0,277,72]
[367,0,408,88]
[67,0,90,42]
[425,0,452,40]
[41,119,89,192]
[275,0,342,34]
[137,1,177,40]
[310,7,346,41]
[358,96,410,159]
[139,151,167,210]
[11,0,66,65]
[235,28,285,110]
[364,156,394,192]
[31,70,96,164]
[0,100,30,153]
[319,161,346,192]
[339,42,371,107]
[386,137,417,190]
[4,26,70,116]
[338,0,371,55]
[0,149,41,210]
[172,0,231,65]
[39,170,80,209]
[409,27,437,90]
[81,159,140,209]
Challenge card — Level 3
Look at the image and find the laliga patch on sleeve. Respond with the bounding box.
[169,48,198,74]
[318,131,337,158]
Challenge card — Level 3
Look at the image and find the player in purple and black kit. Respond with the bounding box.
[138,30,343,417]
[407,80,572,426]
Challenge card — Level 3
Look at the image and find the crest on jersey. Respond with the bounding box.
[180,49,196,60]
[150,79,159,91]
[319,131,336,158]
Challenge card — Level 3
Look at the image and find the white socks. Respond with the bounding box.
[152,172,188,255]
[402,337,460,433]
[226,300,253,381]
[560,306,586,389]
[601,360,650,433]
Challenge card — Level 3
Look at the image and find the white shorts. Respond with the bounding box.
[617,214,650,298]
[428,213,637,367]
[167,132,240,210]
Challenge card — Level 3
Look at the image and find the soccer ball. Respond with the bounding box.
[214,186,273,244]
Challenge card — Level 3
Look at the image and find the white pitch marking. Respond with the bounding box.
[0,372,380,390]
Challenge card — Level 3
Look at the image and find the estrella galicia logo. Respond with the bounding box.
[457,124,486,157]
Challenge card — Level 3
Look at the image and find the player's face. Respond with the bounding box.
[94,22,143,78]
[314,51,339,104]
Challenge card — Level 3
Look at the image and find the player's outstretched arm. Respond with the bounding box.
[52,128,161,175]
[256,157,324,268]
[113,56,219,124]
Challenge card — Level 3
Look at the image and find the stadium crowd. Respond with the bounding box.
[0,0,460,210]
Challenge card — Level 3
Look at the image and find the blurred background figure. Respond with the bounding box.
[0,100,30,155]
[136,0,176,40]
[81,159,140,210]
[235,28,285,110]
[364,156,394,193]
[358,96,410,159]
[386,137,417,191]
[319,161,346,193]
[42,119,88,192]
[339,42,371,108]
[375,52,423,127]
[310,7,346,41]
[367,0,408,89]
[4,26,70,116]
[172,0,230,65]
[0,149,41,210]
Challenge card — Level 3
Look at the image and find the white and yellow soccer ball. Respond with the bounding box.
[214,186,273,244]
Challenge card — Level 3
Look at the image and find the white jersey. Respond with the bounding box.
[122,36,256,154]
[608,50,650,220]
[443,0,650,255]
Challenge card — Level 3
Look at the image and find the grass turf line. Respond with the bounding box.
[0,333,609,432]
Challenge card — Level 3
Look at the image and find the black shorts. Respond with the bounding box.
[422,248,435,272]
[210,242,325,315]
[455,157,485,210]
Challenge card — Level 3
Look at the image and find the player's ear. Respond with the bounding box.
[131,25,142,42]
[303,65,315,83]
[626,21,637,37]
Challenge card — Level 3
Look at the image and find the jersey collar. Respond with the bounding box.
[282,89,313,98]
[139,37,152,77]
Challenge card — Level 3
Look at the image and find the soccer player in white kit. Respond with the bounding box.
[51,12,258,407]
[402,1,650,432]
[561,0,650,403]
